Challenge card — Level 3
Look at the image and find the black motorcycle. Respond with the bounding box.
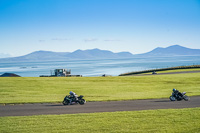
[62,95,86,105]
[169,92,189,101]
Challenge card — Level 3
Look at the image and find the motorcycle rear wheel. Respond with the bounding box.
[169,96,176,101]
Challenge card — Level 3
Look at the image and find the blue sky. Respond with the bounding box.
[0,0,200,57]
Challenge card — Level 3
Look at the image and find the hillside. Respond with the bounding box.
[139,45,200,56]
[0,45,200,61]
[0,49,134,61]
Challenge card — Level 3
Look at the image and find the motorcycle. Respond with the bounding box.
[169,92,189,101]
[62,95,86,105]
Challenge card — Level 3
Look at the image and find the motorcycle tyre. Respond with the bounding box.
[62,100,69,105]
[177,98,182,101]
[169,96,176,101]
[183,95,189,101]
[79,99,86,105]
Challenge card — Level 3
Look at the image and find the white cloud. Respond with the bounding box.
[84,38,98,42]
[104,39,121,42]
[39,40,45,42]
[52,38,71,41]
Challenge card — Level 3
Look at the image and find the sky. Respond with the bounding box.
[0,0,200,57]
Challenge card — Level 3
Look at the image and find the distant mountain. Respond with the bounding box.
[0,49,134,61]
[67,49,133,59]
[0,51,71,61]
[139,45,200,56]
[0,45,200,61]
[18,50,70,60]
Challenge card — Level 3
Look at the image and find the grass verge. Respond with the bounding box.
[140,68,200,75]
[0,73,200,104]
[119,65,200,76]
[0,108,200,133]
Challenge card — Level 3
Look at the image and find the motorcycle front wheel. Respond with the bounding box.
[62,100,69,105]
[79,99,86,105]
[183,95,189,101]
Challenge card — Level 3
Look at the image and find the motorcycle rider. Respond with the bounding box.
[69,91,78,105]
[172,88,183,98]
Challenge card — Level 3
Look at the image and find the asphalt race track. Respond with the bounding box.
[0,96,200,117]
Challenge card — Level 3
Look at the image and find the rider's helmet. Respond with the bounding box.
[172,88,176,92]
[69,91,73,95]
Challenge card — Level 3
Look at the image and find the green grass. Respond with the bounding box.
[0,108,200,133]
[0,72,200,104]
[1,73,200,133]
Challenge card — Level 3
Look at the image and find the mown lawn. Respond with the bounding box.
[0,108,200,133]
[0,73,200,104]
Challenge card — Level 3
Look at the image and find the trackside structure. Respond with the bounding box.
[53,69,71,77]
[40,69,82,77]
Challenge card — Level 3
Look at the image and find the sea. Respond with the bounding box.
[0,55,200,77]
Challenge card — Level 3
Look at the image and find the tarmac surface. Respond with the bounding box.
[0,96,200,117]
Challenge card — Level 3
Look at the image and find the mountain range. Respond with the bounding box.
[139,45,200,56]
[1,45,200,61]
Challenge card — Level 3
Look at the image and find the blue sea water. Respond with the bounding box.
[0,55,200,77]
